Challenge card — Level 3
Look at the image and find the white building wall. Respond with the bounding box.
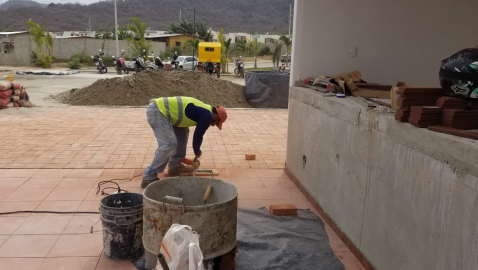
[290,0,478,86]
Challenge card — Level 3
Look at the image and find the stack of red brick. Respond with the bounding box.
[409,106,443,128]
[394,90,478,140]
[442,109,478,130]
[394,87,443,122]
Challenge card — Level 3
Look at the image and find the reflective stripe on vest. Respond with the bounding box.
[155,96,212,127]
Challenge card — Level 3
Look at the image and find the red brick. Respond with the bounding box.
[245,154,256,160]
[269,204,297,216]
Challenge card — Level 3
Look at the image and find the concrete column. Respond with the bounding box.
[289,0,306,86]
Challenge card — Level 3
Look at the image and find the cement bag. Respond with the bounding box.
[17,100,36,107]
[156,224,205,270]
[0,102,15,109]
[0,81,12,91]
[0,90,12,98]
[0,97,11,107]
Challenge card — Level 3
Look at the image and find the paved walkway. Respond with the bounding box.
[0,107,363,270]
[0,108,287,170]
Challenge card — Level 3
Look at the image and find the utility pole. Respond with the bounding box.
[192,8,196,70]
[288,3,292,37]
[114,0,119,56]
[180,8,187,22]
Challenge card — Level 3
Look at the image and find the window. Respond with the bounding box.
[185,57,192,62]
[3,42,14,54]
[205,47,214,52]
[175,41,181,47]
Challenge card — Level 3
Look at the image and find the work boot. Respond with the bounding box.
[168,164,195,176]
[141,178,160,189]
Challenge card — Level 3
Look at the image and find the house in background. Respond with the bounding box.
[0,31,31,66]
[145,33,202,51]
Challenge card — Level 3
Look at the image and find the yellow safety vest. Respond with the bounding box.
[155,96,212,127]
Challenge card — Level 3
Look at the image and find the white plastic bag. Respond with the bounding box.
[156,224,205,270]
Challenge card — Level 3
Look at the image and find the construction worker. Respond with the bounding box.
[141,96,228,188]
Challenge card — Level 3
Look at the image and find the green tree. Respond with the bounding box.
[217,29,226,72]
[272,41,282,67]
[224,38,232,72]
[26,21,53,68]
[279,35,292,66]
[182,39,200,54]
[234,40,249,57]
[248,39,262,68]
[168,20,193,35]
[117,26,133,40]
[195,22,212,42]
[127,17,152,56]
[169,20,212,41]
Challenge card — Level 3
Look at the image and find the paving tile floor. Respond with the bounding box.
[0,168,364,270]
[0,108,287,170]
[0,106,362,269]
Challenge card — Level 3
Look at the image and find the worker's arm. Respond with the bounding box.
[192,112,211,156]
[184,103,212,156]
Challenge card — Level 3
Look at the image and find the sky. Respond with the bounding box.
[0,0,100,4]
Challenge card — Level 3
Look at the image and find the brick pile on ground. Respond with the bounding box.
[394,87,443,122]
[54,70,251,108]
[0,81,35,109]
[408,106,443,128]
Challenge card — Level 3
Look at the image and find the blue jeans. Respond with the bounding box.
[143,103,190,181]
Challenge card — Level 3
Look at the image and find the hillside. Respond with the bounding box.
[0,0,293,34]
[0,0,46,10]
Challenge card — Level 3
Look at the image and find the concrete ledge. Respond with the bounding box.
[286,86,478,270]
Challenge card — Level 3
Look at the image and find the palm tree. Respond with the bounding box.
[272,41,282,67]
[234,40,249,58]
[279,35,292,66]
[127,17,152,56]
[183,39,200,54]
[224,38,232,72]
[26,21,53,68]
[248,40,262,68]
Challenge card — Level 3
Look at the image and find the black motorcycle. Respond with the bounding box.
[91,50,107,74]
[234,56,244,78]
[133,49,147,73]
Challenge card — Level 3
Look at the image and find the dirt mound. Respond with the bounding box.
[55,70,251,108]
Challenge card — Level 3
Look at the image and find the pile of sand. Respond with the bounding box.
[54,70,251,108]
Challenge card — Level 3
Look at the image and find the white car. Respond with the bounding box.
[165,56,198,70]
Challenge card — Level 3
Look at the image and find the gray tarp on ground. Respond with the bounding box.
[132,208,345,270]
[245,71,290,108]
[16,70,80,75]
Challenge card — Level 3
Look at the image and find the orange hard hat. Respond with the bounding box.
[215,106,227,130]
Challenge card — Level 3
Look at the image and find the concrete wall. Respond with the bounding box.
[52,39,166,59]
[286,87,478,270]
[290,0,478,86]
[0,34,31,66]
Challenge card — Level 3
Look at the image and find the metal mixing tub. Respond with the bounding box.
[142,172,238,268]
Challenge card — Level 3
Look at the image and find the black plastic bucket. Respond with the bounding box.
[100,192,144,261]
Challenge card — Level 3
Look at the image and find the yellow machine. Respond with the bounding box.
[197,42,221,78]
